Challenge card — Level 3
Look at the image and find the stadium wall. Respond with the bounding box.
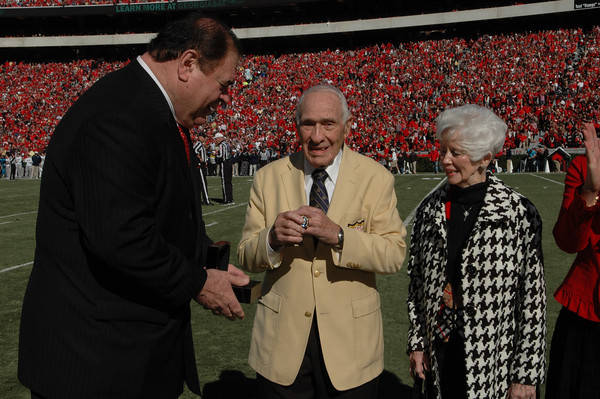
[0,0,582,48]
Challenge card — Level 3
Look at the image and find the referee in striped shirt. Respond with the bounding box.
[193,136,211,205]
[215,133,234,204]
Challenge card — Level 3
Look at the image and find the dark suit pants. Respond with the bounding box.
[431,334,467,399]
[220,159,233,203]
[257,315,379,399]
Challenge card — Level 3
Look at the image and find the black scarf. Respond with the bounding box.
[445,179,489,299]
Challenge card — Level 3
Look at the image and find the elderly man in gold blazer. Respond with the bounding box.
[238,84,407,398]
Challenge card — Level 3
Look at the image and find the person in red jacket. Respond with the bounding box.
[547,122,600,399]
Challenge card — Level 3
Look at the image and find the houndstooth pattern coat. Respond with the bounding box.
[407,174,546,399]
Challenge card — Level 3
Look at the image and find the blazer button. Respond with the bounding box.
[314,270,321,277]
[466,266,476,275]
[305,311,312,318]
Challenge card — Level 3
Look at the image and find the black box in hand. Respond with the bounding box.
[206,241,261,304]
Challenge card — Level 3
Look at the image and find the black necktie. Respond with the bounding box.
[310,169,329,213]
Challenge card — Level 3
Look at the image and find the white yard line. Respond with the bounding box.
[0,205,243,274]
[202,202,247,215]
[0,261,33,274]
[0,210,37,219]
[529,173,564,186]
[403,177,447,227]
[0,221,13,225]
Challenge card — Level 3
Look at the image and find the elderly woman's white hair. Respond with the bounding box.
[436,104,507,161]
[295,84,351,125]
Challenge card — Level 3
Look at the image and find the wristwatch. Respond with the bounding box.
[336,227,344,249]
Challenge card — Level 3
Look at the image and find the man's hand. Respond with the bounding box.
[299,206,340,246]
[227,264,250,286]
[269,206,340,249]
[269,209,310,249]
[409,351,429,380]
[195,264,249,320]
[507,383,535,399]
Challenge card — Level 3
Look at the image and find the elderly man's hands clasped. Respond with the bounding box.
[269,205,340,250]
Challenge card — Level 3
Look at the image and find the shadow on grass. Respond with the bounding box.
[202,370,256,399]
[202,369,412,398]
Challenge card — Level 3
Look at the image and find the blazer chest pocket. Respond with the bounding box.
[93,299,169,325]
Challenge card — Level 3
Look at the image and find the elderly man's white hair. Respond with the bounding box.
[295,84,351,125]
[436,104,507,161]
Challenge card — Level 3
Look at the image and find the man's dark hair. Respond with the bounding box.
[148,14,240,72]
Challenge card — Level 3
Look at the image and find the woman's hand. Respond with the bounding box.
[409,350,429,380]
[583,122,600,195]
[507,383,535,399]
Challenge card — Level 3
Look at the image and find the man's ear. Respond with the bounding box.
[178,49,201,82]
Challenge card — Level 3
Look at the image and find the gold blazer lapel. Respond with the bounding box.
[281,153,315,252]
[281,152,306,210]
[327,149,359,224]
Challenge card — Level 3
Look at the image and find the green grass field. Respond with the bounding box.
[0,173,574,398]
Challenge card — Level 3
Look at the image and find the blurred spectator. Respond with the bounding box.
[0,153,6,178]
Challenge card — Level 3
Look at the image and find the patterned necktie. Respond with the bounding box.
[310,169,329,213]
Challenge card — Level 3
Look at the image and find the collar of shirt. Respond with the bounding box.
[303,148,343,205]
[137,56,178,123]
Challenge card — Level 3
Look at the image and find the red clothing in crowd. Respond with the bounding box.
[2,27,600,156]
[553,155,600,322]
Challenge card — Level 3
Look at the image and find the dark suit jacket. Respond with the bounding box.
[18,60,210,399]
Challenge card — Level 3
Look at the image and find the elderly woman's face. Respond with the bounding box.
[440,132,487,188]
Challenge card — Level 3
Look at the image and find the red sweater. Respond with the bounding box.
[553,155,600,322]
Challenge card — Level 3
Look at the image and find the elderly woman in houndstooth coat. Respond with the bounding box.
[407,105,546,399]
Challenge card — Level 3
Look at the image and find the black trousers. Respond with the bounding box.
[546,307,600,399]
[257,316,379,399]
[431,335,467,399]
[220,159,233,203]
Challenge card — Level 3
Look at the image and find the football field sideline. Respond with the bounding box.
[0,202,248,274]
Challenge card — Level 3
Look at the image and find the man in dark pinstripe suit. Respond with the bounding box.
[18,15,248,399]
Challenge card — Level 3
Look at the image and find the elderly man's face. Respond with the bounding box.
[297,90,350,169]
[181,49,239,128]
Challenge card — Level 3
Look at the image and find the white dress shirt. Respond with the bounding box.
[137,56,178,123]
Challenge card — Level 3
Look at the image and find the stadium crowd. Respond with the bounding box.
[1,26,599,169]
